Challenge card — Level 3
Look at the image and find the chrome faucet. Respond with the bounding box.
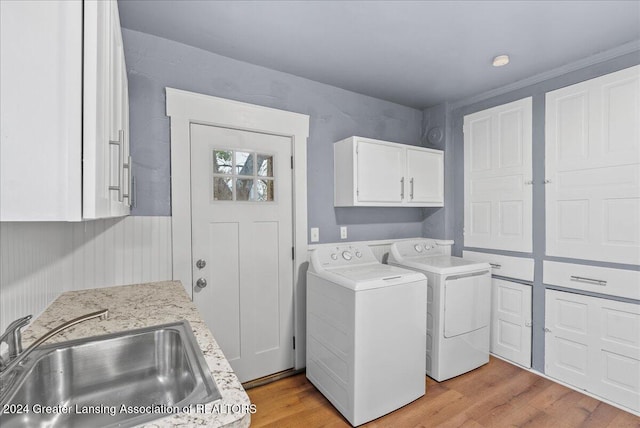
[0,309,108,375]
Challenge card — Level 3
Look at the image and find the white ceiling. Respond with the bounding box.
[118,0,640,108]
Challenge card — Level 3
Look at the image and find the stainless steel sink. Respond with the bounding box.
[0,321,221,427]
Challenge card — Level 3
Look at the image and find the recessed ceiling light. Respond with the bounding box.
[492,55,510,67]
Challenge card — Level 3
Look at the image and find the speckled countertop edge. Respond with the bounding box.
[20,281,251,428]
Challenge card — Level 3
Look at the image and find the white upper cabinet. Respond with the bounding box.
[334,136,444,207]
[463,97,533,252]
[0,0,130,221]
[545,66,640,265]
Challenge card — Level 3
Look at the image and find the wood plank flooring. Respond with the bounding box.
[247,357,639,427]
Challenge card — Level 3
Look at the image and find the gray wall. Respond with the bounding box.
[449,52,640,372]
[122,29,446,243]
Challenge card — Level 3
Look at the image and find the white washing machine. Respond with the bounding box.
[306,244,427,426]
[388,239,491,382]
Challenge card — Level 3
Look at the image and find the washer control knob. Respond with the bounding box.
[355,251,362,258]
[414,244,423,252]
[195,278,207,289]
[330,253,338,260]
[342,251,353,260]
[424,244,432,250]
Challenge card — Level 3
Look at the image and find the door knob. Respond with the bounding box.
[195,278,207,289]
[196,259,206,269]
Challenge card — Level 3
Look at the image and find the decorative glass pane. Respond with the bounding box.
[235,152,254,176]
[257,154,274,177]
[236,179,253,201]
[213,150,233,174]
[255,179,274,201]
[213,177,233,200]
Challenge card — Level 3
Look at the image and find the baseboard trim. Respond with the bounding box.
[242,368,305,390]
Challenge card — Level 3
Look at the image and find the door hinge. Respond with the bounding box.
[292,247,295,260]
[293,336,296,350]
[291,156,294,169]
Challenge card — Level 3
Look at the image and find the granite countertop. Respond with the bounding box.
[20,281,251,428]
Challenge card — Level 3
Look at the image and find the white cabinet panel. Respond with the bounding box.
[464,97,533,252]
[491,279,532,368]
[357,141,404,203]
[544,260,640,300]
[545,289,640,412]
[407,148,444,204]
[462,251,534,282]
[334,137,444,207]
[0,0,130,221]
[546,66,640,265]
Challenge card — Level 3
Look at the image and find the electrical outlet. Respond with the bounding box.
[310,227,320,242]
[340,226,347,239]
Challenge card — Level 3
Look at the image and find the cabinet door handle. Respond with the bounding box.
[410,178,414,200]
[109,129,124,202]
[400,177,405,199]
[489,263,501,269]
[123,155,132,206]
[570,275,607,286]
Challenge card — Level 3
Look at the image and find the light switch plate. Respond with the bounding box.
[310,227,319,242]
[340,226,347,239]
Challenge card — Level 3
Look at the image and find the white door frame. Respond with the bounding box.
[166,88,309,369]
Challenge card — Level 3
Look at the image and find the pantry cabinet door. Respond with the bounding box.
[545,290,595,391]
[545,65,640,265]
[356,141,405,203]
[406,148,444,205]
[464,97,533,252]
[491,279,532,368]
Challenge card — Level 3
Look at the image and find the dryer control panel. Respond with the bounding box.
[391,239,453,259]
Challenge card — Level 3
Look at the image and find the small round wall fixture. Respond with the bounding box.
[492,54,510,67]
[427,127,443,144]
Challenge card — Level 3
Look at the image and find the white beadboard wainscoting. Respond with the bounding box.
[0,216,172,332]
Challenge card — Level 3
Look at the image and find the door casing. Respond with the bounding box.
[166,88,309,369]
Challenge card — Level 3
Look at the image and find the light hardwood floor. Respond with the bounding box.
[247,357,639,427]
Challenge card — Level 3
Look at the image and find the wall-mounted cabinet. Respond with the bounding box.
[545,65,640,265]
[0,0,131,221]
[463,97,533,252]
[334,136,444,207]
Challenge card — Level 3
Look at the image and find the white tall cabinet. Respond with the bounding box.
[463,98,533,252]
[0,0,131,221]
[545,65,640,265]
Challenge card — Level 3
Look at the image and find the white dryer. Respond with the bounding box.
[388,239,491,382]
[307,244,427,426]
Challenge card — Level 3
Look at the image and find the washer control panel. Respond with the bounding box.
[313,244,377,268]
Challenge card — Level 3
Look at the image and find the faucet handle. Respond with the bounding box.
[1,315,33,359]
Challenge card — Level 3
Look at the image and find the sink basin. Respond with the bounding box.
[0,321,221,427]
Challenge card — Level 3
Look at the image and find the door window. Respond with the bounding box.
[212,149,275,201]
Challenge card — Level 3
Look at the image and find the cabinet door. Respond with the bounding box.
[82,0,112,219]
[463,97,533,252]
[406,148,443,205]
[545,289,640,412]
[107,0,130,216]
[491,278,532,368]
[356,141,404,203]
[545,66,640,265]
[545,289,595,391]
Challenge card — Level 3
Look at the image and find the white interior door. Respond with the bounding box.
[490,278,532,368]
[190,123,294,383]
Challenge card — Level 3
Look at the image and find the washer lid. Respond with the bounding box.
[311,263,426,291]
